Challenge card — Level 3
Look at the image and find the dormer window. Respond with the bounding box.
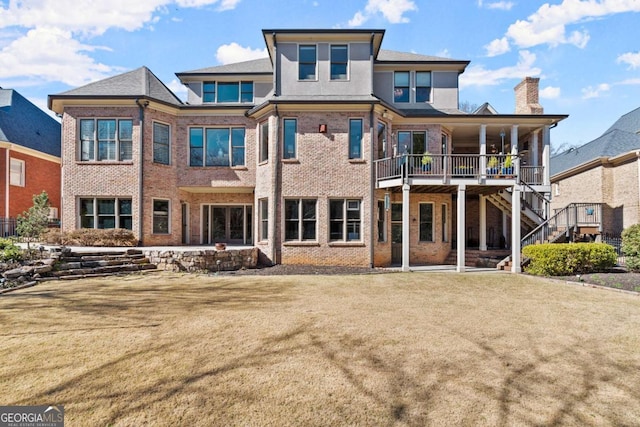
[299,45,317,80]
[330,45,348,80]
[202,81,253,103]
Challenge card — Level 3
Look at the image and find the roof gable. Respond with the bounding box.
[0,89,61,157]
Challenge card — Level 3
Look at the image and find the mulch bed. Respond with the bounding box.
[557,267,640,293]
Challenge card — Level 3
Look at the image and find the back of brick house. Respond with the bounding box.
[1,88,61,232]
[49,29,567,271]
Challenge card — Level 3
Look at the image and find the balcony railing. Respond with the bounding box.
[375,154,542,184]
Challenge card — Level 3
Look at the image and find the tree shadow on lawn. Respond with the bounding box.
[10,319,640,426]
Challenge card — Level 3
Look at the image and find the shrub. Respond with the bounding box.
[16,192,51,248]
[0,237,22,262]
[522,242,617,276]
[42,229,137,247]
[622,224,640,272]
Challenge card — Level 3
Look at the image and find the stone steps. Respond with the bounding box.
[444,249,511,268]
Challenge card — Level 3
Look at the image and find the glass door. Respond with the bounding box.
[202,205,253,245]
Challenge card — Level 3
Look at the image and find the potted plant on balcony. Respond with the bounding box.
[421,152,432,172]
[487,156,499,176]
[501,155,514,176]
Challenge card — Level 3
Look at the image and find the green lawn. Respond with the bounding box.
[1,272,639,426]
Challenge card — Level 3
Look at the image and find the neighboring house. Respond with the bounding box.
[49,29,567,271]
[550,106,640,236]
[0,88,61,233]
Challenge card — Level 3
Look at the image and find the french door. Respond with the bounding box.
[202,205,252,245]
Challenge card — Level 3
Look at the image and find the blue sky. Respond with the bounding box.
[1,0,639,150]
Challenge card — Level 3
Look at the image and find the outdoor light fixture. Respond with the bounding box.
[319,124,327,133]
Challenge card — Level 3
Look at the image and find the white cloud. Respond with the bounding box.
[348,0,417,27]
[619,78,640,85]
[215,42,268,65]
[459,50,541,88]
[485,1,514,11]
[0,27,116,86]
[581,83,611,99]
[540,86,561,99]
[617,51,640,69]
[167,79,188,101]
[436,48,451,58]
[486,0,640,56]
[0,0,241,86]
[485,37,510,57]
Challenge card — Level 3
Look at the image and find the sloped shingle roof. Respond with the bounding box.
[376,49,464,62]
[0,89,60,157]
[177,58,273,76]
[58,67,182,105]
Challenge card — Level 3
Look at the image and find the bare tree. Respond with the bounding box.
[459,100,479,113]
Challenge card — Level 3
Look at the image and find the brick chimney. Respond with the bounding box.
[514,77,543,114]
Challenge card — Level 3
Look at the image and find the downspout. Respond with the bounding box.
[5,146,9,219]
[273,33,279,97]
[136,98,149,245]
[369,104,375,268]
[272,105,281,264]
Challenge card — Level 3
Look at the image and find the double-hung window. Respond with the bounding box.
[284,199,316,241]
[349,118,363,159]
[153,199,170,234]
[9,158,24,187]
[189,127,245,167]
[153,122,170,165]
[299,45,317,80]
[419,203,434,242]
[259,198,268,241]
[283,119,297,159]
[394,71,410,103]
[330,199,361,241]
[202,81,253,103]
[330,45,348,80]
[80,198,132,230]
[416,71,432,103]
[79,119,133,161]
[377,200,386,242]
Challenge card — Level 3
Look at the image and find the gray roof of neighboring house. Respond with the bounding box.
[56,67,182,105]
[177,58,273,76]
[0,89,61,157]
[550,125,640,177]
[603,106,640,135]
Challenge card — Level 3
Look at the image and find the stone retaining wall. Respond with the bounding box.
[144,248,260,272]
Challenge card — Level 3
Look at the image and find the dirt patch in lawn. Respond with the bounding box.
[217,263,386,276]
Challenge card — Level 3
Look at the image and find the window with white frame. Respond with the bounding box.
[189,127,245,167]
[349,118,363,159]
[79,119,133,161]
[153,199,170,234]
[80,198,132,230]
[153,122,170,165]
[330,45,348,80]
[202,81,253,103]
[377,200,386,242]
[260,121,269,163]
[419,203,434,242]
[298,45,317,80]
[259,198,268,241]
[283,118,297,159]
[330,199,361,241]
[284,199,316,241]
[9,158,24,187]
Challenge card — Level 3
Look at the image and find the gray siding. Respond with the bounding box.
[372,70,459,110]
[277,42,372,96]
[187,82,202,104]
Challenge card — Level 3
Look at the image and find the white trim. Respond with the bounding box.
[329,43,350,81]
[0,142,60,163]
[297,43,318,82]
[152,120,171,165]
[9,158,25,187]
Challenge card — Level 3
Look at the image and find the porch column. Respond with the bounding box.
[510,125,519,151]
[511,184,522,273]
[542,125,551,186]
[532,130,540,167]
[402,183,410,272]
[457,185,466,272]
[479,195,487,251]
[502,213,509,248]
[479,124,487,179]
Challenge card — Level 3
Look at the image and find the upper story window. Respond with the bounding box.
[202,81,253,103]
[153,122,170,165]
[189,127,245,167]
[394,71,410,103]
[349,118,363,159]
[416,71,432,103]
[330,45,348,80]
[79,119,132,162]
[259,121,269,163]
[298,45,317,80]
[283,118,297,159]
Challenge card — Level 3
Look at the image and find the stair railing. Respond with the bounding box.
[519,180,550,221]
[521,202,603,248]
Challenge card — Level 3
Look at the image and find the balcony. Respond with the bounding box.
[375,154,545,188]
